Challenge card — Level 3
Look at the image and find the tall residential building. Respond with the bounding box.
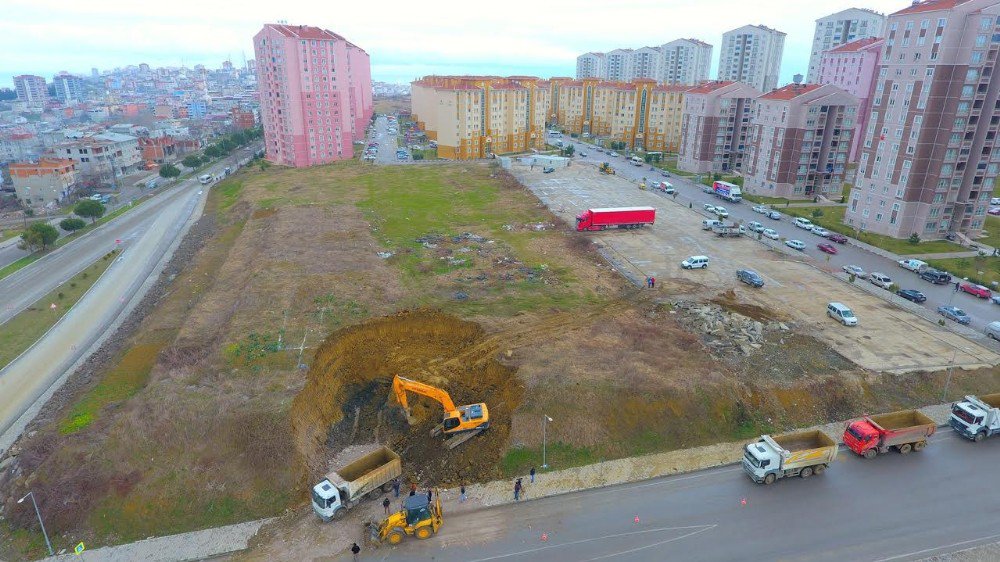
[410,76,549,159]
[52,73,85,103]
[576,52,605,79]
[678,80,762,173]
[14,75,47,105]
[847,0,1000,239]
[9,158,77,207]
[817,37,884,162]
[605,49,633,81]
[718,25,786,92]
[552,79,688,153]
[807,9,887,83]
[744,83,858,199]
[252,23,373,167]
[630,47,663,81]
[660,39,713,85]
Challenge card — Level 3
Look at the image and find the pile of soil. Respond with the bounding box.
[291,310,523,486]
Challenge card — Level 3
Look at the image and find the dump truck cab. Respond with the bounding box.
[743,436,783,483]
[843,419,880,455]
[312,480,347,521]
[950,394,1000,441]
[378,494,443,545]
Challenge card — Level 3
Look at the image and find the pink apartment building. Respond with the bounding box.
[678,80,762,174]
[817,37,884,162]
[253,24,373,167]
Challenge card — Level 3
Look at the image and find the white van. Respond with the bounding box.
[986,321,1000,341]
[793,217,814,230]
[681,255,710,269]
[630,156,644,166]
[869,272,893,289]
[827,302,858,326]
[702,219,723,230]
[198,174,213,184]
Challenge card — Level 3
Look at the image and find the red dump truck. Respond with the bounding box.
[843,409,936,458]
[575,206,656,231]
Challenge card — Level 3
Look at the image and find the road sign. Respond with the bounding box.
[75,542,86,555]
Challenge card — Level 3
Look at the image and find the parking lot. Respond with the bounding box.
[511,163,1000,373]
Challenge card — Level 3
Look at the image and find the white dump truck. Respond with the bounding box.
[311,446,402,521]
[950,394,1000,442]
[743,430,838,484]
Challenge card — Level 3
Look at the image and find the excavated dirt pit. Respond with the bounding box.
[291,309,523,486]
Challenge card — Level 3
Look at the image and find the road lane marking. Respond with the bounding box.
[873,531,1000,561]
[585,525,717,561]
[467,524,717,562]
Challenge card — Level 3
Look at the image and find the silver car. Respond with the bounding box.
[842,264,868,279]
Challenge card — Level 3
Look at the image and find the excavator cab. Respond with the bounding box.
[377,494,443,545]
[443,404,486,431]
[391,376,489,448]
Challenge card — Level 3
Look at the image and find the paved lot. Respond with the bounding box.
[511,163,999,373]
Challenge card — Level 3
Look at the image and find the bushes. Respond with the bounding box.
[59,218,86,232]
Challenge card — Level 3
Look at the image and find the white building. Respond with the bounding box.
[54,132,141,186]
[629,47,663,81]
[659,39,713,85]
[806,8,886,83]
[605,49,633,82]
[575,52,606,79]
[52,72,85,104]
[718,24,786,92]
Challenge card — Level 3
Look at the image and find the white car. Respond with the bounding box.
[714,206,730,218]
[609,151,620,157]
[811,227,831,237]
[762,228,780,240]
[991,197,1000,205]
[793,217,814,230]
[785,239,806,251]
[703,203,717,212]
[752,205,769,214]
[898,258,927,272]
[842,265,868,279]
[747,221,765,233]
[870,273,893,289]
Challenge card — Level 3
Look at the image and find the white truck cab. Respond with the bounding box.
[743,437,782,483]
[950,394,1000,442]
[312,478,346,521]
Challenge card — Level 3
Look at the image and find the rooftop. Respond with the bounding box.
[265,23,346,42]
[759,83,823,101]
[894,0,970,15]
[828,37,884,53]
[685,80,737,94]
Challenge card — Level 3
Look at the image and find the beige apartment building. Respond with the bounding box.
[744,83,858,199]
[678,80,762,173]
[410,76,549,159]
[549,79,687,153]
[846,0,1000,239]
[9,158,77,207]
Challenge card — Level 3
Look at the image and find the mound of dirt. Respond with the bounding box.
[291,310,522,486]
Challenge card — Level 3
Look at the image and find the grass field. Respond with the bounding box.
[779,206,967,255]
[978,216,1000,249]
[925,255,1000,287]
[0,252,116,369]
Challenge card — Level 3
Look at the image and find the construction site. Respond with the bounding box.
[2,157,1000,559]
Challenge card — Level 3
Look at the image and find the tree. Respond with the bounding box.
[908,233,921,245]
[159,164,181,178]
[19,222,59,251]
[562,144,575,157]
[811,208,825,219]
[204,145,222,159]
[59,218,86,232]
[182,155,202,168]
[75,199,106,223]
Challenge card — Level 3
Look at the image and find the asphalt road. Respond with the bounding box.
[562,138,1000,333]
[0,145,259,450]
[367,114,412,165]
[382,428,1000,561]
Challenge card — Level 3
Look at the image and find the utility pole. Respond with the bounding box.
[17,492,53,556]
[541,415,553,469]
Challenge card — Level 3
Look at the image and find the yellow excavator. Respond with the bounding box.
[599,162,615,175]
[391,375,489,449]
[374,493,443,545]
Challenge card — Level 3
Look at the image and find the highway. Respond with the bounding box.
[0,145,259,451]
[386,429,1000,561]
[561,137,1000,333]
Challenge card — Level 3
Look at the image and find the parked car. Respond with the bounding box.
[609,151,620,157]
[993,295,1000,305]
[703,203,717,212]
[896,289,927,303]
[988,321,1000,340]
[992,197,1000,205]
[811,227,831,237]
[747,221,765,233]
[938,305,971,325]
[842,265,868,279]
[767,210,782,220]
[827,302,858,326]
[898,259,928,272]
[681,255,710,269]
[762,228,780,240]
[817,243,838,254]
[752,205,769,214]
[579,152,588,157]
[737,269,764,288]
[714,206,730,218]
[961,282,992,299]
[793,217,814,230]
[988,207,1000,216]
[785,239,806,251]
[702,219,723,230]
[827,233,848,244]
[542,167,555,173]
[869,272,893,289]
[920,268,952,284]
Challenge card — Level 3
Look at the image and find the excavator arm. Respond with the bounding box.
[392,376,458,414]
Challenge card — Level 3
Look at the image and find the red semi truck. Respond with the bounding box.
[843,409,936,458]
[575,207,656,231]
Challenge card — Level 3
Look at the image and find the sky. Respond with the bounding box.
[3,0,905,89]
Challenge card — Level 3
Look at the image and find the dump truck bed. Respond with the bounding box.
[868,410,936,446]
[326,447,401,501]
[770,430,838,470]
[978,393,1000,408]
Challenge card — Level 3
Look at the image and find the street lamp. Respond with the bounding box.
[17,491,53,556]
[943,347,965,402]
[541,415,553,469]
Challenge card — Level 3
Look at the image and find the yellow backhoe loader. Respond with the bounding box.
[374,493,443,545]
[391,375,490,449]
[599,162,615,175]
